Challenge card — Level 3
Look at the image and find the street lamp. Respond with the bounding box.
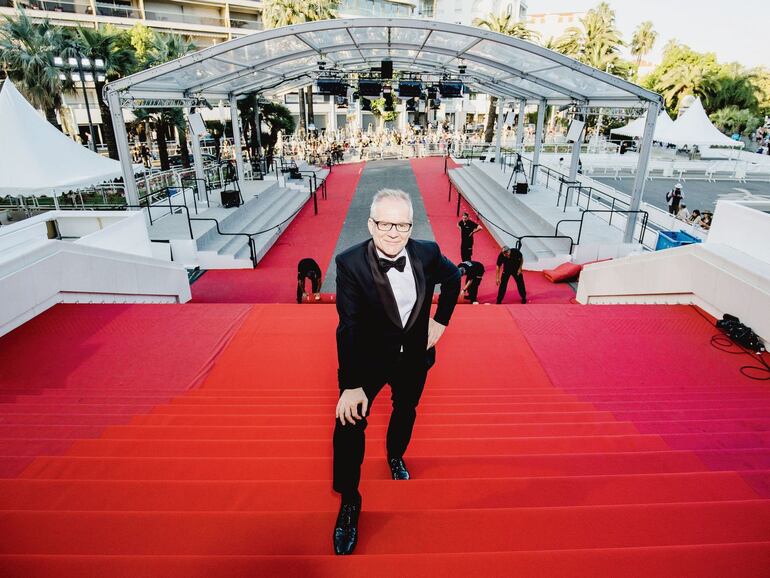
[53,55,106,152]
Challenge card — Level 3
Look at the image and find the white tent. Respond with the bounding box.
[0,79,128,196]
[655,97,743,148]
[610,109,674,139]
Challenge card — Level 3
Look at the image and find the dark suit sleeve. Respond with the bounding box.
[431,245,461,327]
[335,255,363,391]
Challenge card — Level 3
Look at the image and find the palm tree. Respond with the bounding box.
[630,21,657,80]
[140,33,197,170]
[473,8,540,142]
[261,0,340,133]
[0,10,69,129]
[261,0,340,28]
[552,2,628,75]
[71,26,137,160]
[658,63,704,112]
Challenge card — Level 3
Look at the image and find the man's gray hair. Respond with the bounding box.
[370,189,414,222]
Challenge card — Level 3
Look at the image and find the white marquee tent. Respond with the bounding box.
[0,79,128,196]
[655,97,743,148]
[610,109,674,140]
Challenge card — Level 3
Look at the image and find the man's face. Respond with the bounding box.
[368,197,412,258]
[462,214,468,222]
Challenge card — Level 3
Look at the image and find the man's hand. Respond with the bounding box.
[495,277,500,286]
[427,318,446,349]
[336,387,368,426]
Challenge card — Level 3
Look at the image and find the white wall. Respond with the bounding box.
[707,201,770,266]
[0,210,191,337]
[576,202,770,341]
[75,211,154,258]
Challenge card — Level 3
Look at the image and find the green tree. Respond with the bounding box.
[260,100,296,159]
[261,0,340,133]
[139,33,197,170]
[750,67,770,116]
[261,0,340,28]
[0,10,69,129]
[473,7,540,142]
[710,105,762,136]
[643,41,720,114]
[238,93,263,159]
[71,26,137,159]
[630,20,657,80]
[701,63,759,114]
[552,2,630,76]
[128,23,154,66]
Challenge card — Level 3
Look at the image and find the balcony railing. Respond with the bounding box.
[229,16,262,31]
[95,1,141,19]
[144,9,224,28]
[17,0,91,14]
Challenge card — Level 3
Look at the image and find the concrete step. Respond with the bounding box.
[449,167,569,266]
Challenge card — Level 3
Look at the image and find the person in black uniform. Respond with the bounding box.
[332,189,460,555]
[457,260,485,303]
[457,212,482,261]
[496,245,526,304]
[297,258,322,303]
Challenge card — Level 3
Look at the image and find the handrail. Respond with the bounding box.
[555,209,649,246]
[189,217,256,269]
[294,170,322,215]
[447,181,575,255]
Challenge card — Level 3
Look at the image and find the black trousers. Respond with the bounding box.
[465,277,481,302]
[460,240,473,262]
[296,275,321,303]
[333,354,430,502]
[496,271,526,304]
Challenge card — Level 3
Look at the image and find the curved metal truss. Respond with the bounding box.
[106,18,662,108]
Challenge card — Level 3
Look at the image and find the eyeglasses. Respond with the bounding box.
[371,219,413,233]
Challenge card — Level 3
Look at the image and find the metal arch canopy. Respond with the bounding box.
[106,17,662,107]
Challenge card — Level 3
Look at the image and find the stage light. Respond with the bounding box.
[398,81,422,98]
[316,78,348,97]
[358,79,382,97]
[438,81,464,98]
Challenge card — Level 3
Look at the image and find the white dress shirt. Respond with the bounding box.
[376,247,417,327]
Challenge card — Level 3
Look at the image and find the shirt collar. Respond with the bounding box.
[375,247,407,262]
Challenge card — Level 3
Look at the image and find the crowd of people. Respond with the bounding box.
[665,183,712,230]
[752,123,770,155]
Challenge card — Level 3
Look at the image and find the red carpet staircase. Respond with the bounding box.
[1,303,769,576]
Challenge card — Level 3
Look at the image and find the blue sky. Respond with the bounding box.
[528,0,766,69]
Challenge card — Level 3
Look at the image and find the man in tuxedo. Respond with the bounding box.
[332,189,461,555]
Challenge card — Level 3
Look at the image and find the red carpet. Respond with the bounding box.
[0,304,249,477]
[411,157,576,304]
[2,304,769,575]
[190,162,364,303]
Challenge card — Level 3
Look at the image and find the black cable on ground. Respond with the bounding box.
[692,306,770,381]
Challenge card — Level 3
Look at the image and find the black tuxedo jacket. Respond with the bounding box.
[335,238,461,391]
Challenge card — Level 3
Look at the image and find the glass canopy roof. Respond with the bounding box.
[107,18,662,107]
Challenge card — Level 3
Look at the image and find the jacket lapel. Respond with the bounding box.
[366,240,403,329]
[404,240,426,333]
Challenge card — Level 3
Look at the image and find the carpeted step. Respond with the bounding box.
[98,422,644,440]
[17,451,726,481]
[1,472,765,511]
[2,543,770,578]
[59,434,674,458]
[2,501,769,555]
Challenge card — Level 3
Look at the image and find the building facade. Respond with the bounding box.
[0,0,531,142]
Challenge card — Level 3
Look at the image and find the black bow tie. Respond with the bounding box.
[379,256,406,273]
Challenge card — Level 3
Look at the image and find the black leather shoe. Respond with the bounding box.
[333,500,360,555]
[388,457,410,480]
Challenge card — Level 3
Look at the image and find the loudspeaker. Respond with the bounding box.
[221,189,241,208]
[381,60,393,79]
